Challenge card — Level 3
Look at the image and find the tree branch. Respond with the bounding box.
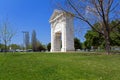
[111,21,120,31]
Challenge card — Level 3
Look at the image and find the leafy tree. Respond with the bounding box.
[84,21,120,49]
[27,44,32,49]
[0,44,5,51]
[74,37,82,50]
[84,30,103,49]
[9,44,21,50]
[110,20,120,46]
[31,30,46,52]
[47,43,51,51]
[36,41,46,52]
[83,41,91,50]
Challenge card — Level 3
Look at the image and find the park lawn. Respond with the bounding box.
[0,53,120,80]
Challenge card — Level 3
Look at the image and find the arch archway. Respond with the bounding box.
[49,10,75,52]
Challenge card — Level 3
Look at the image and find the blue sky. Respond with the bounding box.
[0,0,87,45]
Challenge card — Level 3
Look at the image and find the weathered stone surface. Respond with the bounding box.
[49,10,75,52]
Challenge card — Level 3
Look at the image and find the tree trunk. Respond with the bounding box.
[4,44,7,53]
[104,31,111,55]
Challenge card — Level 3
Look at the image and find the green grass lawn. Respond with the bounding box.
[0,52,120,80]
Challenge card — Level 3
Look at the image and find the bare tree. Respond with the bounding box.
[54,0,120,54]
[0,21,15,52]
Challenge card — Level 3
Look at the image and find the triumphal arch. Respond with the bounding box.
[49,10,75,52]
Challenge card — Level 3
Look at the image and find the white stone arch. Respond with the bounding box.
[49,10,75,52]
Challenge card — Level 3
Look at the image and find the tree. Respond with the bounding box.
[110,20,120,46]
[0,44,5,51]
[31,30,37,51]
[74,37,82,50]
[47,43,51,51]
[36,41,46,52]
[84,29,104,49]
[25,32,29,49]
[9,44,21,50]
[0,21,15,52]
[55,0,120,54]
[84,20,120,49]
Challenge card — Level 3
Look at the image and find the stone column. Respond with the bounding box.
[65,15,75,51]
[51,24,54,52]
[61,21,67,52]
